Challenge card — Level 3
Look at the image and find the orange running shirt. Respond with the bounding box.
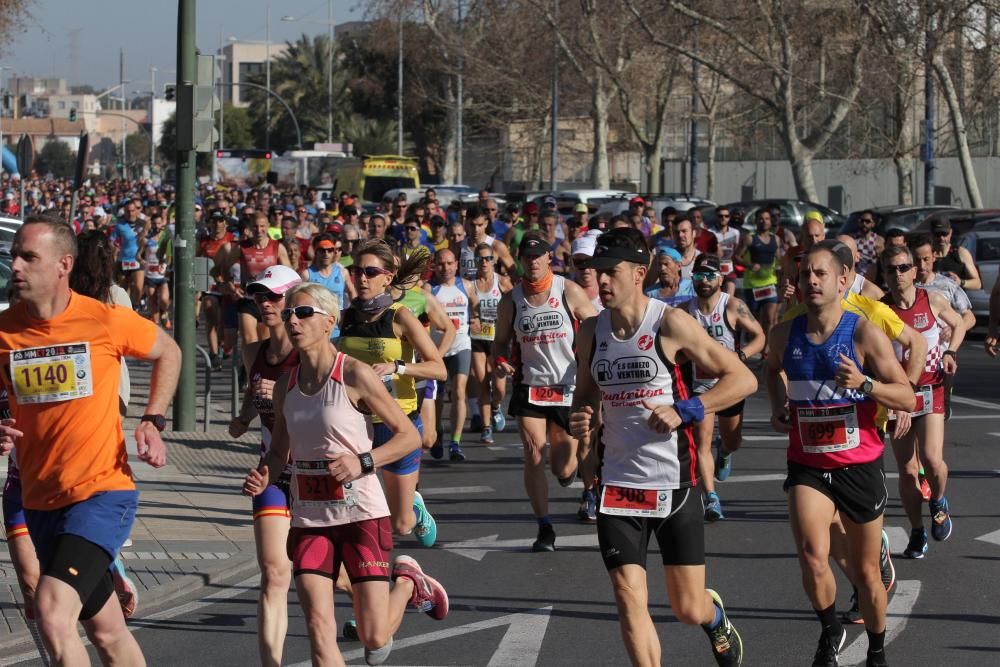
[0,292,158,510]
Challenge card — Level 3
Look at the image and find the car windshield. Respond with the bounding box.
[977,237,1000,262]
[0,253,10,299]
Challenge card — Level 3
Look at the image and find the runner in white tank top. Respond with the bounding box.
[568,227,754,667]
[493,232,598,551]
[470,247,513,444]
[686,254,766,521]
[243,283,449,665]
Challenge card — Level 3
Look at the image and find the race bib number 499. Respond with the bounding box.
[10,343,94,404]
[796,405,860,453]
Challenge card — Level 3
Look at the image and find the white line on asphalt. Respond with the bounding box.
[745,414,1000,423]
[975,528,1000,546]
[741,435,787,441]
[839,579,921,666]
[420,486,495,496]
[442,533,599,561]
[720,472,901,484]
[949,394,1000,410]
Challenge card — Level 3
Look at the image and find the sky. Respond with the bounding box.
[1,0,363,94]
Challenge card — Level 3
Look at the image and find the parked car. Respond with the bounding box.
[717,199,845,235]
[595,194,717,218]
[0,215,22,251]
[959,230,1000,318]
[908,208,1000,240]
[839,205,958,237]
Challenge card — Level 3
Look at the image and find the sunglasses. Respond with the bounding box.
[885,263,914,274]
[280,305,330,322]
[692,271,719,281]
[253,291,284,303]
[933,230,950,237]
[476,255,494,263]
[405,225,420,232]
[351,265,393,279]
[718,214,730,218]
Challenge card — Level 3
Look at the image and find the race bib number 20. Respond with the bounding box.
[10,343,94,404]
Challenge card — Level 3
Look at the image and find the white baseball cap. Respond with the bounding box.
[571,234,598,258]
[246,264,302,295]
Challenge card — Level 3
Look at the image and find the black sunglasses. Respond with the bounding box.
[280,305,330,321]
[351,265,393,278]
[476,255,494,263]
[252,291,283,303]
[933,230,950,237]
[885,263,914,274]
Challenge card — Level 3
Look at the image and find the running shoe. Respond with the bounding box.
[342,619,359,640]
[492,409,506,433]
[557,474,575,488]
[866,648,889,667]
[714,437,733,482]
[841,588,864,625]
[412,491,437,547]
[532,523,556,552]
[449,442,466,462]
[470,413,483,432]
[480,426,494,444]
[705,492,724,522]
[110,556,138,618]
[392,555,449,620]
[929,496,953,541]
[705,589,743,666]
[919,476,932,502]
[879,529,896,593]
[812,627,846,667]
[577,489,597,524]
[430,437,444,460]
[902,527,928,559]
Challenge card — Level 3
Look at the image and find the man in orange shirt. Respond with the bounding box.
[0,217,181,666]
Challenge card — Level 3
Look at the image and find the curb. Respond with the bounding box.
[0,551,260,653]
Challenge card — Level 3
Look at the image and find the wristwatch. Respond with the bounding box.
[358,452,375,475]
[141,414,167,432]
[737,350,747,362]
[859,376,874,397]
[394,360,407,376]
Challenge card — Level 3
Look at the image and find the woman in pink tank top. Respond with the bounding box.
[243,283,449,665]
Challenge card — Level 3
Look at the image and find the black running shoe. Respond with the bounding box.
[532,524,556,552]
[840,588,864,625]
[812,627,846,667]
[705,589,743,666]
[866,649,889,667]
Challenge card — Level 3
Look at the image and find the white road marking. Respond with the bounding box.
[442,533,599,561]
[839,580,921,666]
[420,486,495,496]
[286,607,553,667]
[741,434,788,441]
[949,394,1000,410]
[975,528,1000,546]
[884,526,909,554]
[720,472,900,484]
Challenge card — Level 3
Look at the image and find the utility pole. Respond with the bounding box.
[120,49,126,178]
[549,0,559,191]
[456,0,464,184]
[174,0,197,430]
[923,29,936,205]
[689,59,699,197]
[150,66,156,177]
[327,0,333,144]
[397,15,403,155]
[265,5,271,151]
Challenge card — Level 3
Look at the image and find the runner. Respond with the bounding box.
[227,265,302,666]
[571,230,605,312]
[243,283,448,667]
[493,232,598,550]
[340,241,446,546]
[0,217,181,665]
[673,217,700,283]
[852,210,885,280]
[568,226,750,667]
[930,218,981,290]
[987,277,1000,358]
[835,235,885,299]
[199,211,236,368]
[109,200,145,308]
[458,206,515,280]
[780,214,827,305]
[301,233,356,339]
[766,243,915,667]
[142,211,172,329]
[685,255,765,521]
[470,242,513,444]
[880,245,965,558]
[711,206,741,296]
[737,209,780,354]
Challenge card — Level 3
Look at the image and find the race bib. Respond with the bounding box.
[720,260,733,275]
[293,460,353,508]
[796,405,860,453]
[911,385,933,418]
[471,323,495,341]
[121,260,141,271]
[10,343,94,404]
[529,385,572,406]
[146,263,161,274]
[600,485,672,518]
[752,285,777,301]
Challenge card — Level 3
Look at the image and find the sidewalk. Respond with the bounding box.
[0,356,260,651]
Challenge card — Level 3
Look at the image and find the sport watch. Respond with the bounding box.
[358,452,375,475]
[859,376,874,397]
[141,414,167,432]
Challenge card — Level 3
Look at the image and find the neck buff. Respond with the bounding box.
[354,291,395,314]
[523,270,554,295]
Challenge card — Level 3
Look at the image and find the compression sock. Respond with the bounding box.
[866,629,885,653]
[702,599,724,631]
[815,603,843,639]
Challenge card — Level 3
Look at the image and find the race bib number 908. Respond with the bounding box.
[600,485,672,518]
[10,343,94,404]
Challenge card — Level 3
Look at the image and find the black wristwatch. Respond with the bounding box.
[358,452,375,475]
[737,350,747,362]
[943,350,957,359]
[859,376,874,397]
[141,414,167,432]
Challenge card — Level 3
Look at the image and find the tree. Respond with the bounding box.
[158,111,177,161]
[125,132,150,171]
[35,139,76,179]
[218,103,254,150]
[343,116,398,156]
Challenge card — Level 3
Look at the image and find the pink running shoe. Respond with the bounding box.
[392,555,449,621]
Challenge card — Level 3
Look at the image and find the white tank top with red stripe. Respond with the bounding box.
[591,298,698,490]
[283,352,389,528]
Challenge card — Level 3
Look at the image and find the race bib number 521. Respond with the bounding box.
[10,343,94,404]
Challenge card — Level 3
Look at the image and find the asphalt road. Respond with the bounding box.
[7,339,1000,667]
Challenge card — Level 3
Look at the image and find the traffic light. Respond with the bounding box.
[69,108,77,122]
[165,84,176,102]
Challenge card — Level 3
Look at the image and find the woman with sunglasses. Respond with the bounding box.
[339,241,447,547]
[244,283,448,666]
[470,242,512,444]
[228,264,302,667]
[301,233,356,339]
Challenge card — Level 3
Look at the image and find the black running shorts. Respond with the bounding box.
[784,458,887,525]
[597,487,705,570]
[508,383,571,433]
[716,399,745,419]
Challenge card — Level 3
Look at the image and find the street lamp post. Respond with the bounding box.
[150,66,156,177]
[266,5,271,151]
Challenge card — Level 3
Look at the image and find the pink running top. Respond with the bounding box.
[283,351,389,528]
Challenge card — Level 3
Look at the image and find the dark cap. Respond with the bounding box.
[523,202,540,216]
[588,227,651,270]
[520,232,550,257]
[209,210,226,221]
[930,218,951,233]
[692,254,721,273]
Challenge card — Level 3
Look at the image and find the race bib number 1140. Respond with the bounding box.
[10,343,94,404]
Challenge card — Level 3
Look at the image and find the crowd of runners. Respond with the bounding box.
[0,181,997,666]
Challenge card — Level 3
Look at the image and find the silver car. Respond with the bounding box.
[959,230,1000,318]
